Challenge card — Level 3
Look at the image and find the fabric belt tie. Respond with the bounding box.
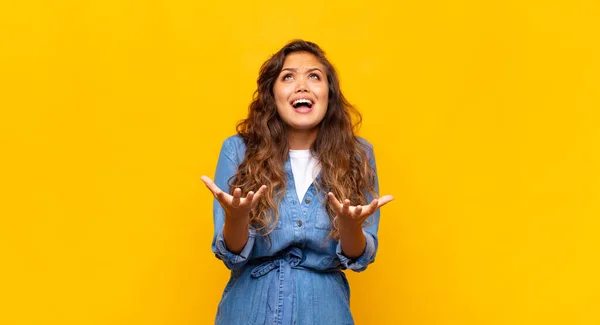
[250,247,303,325]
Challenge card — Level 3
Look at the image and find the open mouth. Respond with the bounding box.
[291,99,313,109]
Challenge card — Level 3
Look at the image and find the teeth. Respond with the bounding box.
[292,99,313,106]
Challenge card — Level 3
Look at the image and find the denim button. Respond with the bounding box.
[297,220,303,227]
[305,198,311,204]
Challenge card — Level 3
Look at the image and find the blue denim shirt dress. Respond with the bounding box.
[211,135,381,325]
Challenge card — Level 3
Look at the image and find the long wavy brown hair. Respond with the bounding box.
[230,39,377,240]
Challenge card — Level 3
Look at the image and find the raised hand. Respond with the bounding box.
[201,175,267,222]
[327,192,394,228]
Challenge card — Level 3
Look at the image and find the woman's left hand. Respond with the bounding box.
[327,192,394,228]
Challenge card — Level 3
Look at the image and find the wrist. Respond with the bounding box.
[338,220,362,232]
[225,213,250,227]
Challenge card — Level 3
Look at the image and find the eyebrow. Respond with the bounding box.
[281,67,324,73]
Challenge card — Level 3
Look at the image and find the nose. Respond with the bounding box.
[295,77,309,93]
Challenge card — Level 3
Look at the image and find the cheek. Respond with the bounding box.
[274,84,291,102]
[318,86,329,106]
[317,82,328,96]
[273,88,282,102]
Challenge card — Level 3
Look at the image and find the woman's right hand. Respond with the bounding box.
[201,175,267,222]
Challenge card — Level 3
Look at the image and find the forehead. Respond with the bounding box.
[282,52,325,70]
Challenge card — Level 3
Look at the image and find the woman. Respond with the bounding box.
[201,39,393,325]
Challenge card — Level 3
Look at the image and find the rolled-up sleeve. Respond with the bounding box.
[336,138,382,272]
[214,227,256,269]
[210,136,255,270]
[336,228,378,272]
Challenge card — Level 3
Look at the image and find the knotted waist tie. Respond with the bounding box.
[250,247,303,325]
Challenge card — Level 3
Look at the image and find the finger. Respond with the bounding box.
[327,192,341,205]
[231,188,242,207]
[242,191,254,208]
[200,176,228,203]
[327,192,343,214]
[354,205,363,218]
[377,195,395,208]
[361,198,379,217]
[251,185,267,205]
[201,175,221,196]
[214,189,227,202]
[342,199,351,216]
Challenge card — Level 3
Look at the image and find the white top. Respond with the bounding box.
[289,150,321,203]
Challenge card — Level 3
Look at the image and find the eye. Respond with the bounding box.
[282,74,293,81]
[309,73,320,80]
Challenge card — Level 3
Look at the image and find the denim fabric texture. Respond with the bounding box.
[211,135,381,325]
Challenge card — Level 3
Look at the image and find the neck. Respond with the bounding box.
[287,128,318,150]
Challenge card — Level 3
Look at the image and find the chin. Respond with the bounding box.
[288,122,319,131]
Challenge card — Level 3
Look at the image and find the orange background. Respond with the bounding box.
[1,0,599,324]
